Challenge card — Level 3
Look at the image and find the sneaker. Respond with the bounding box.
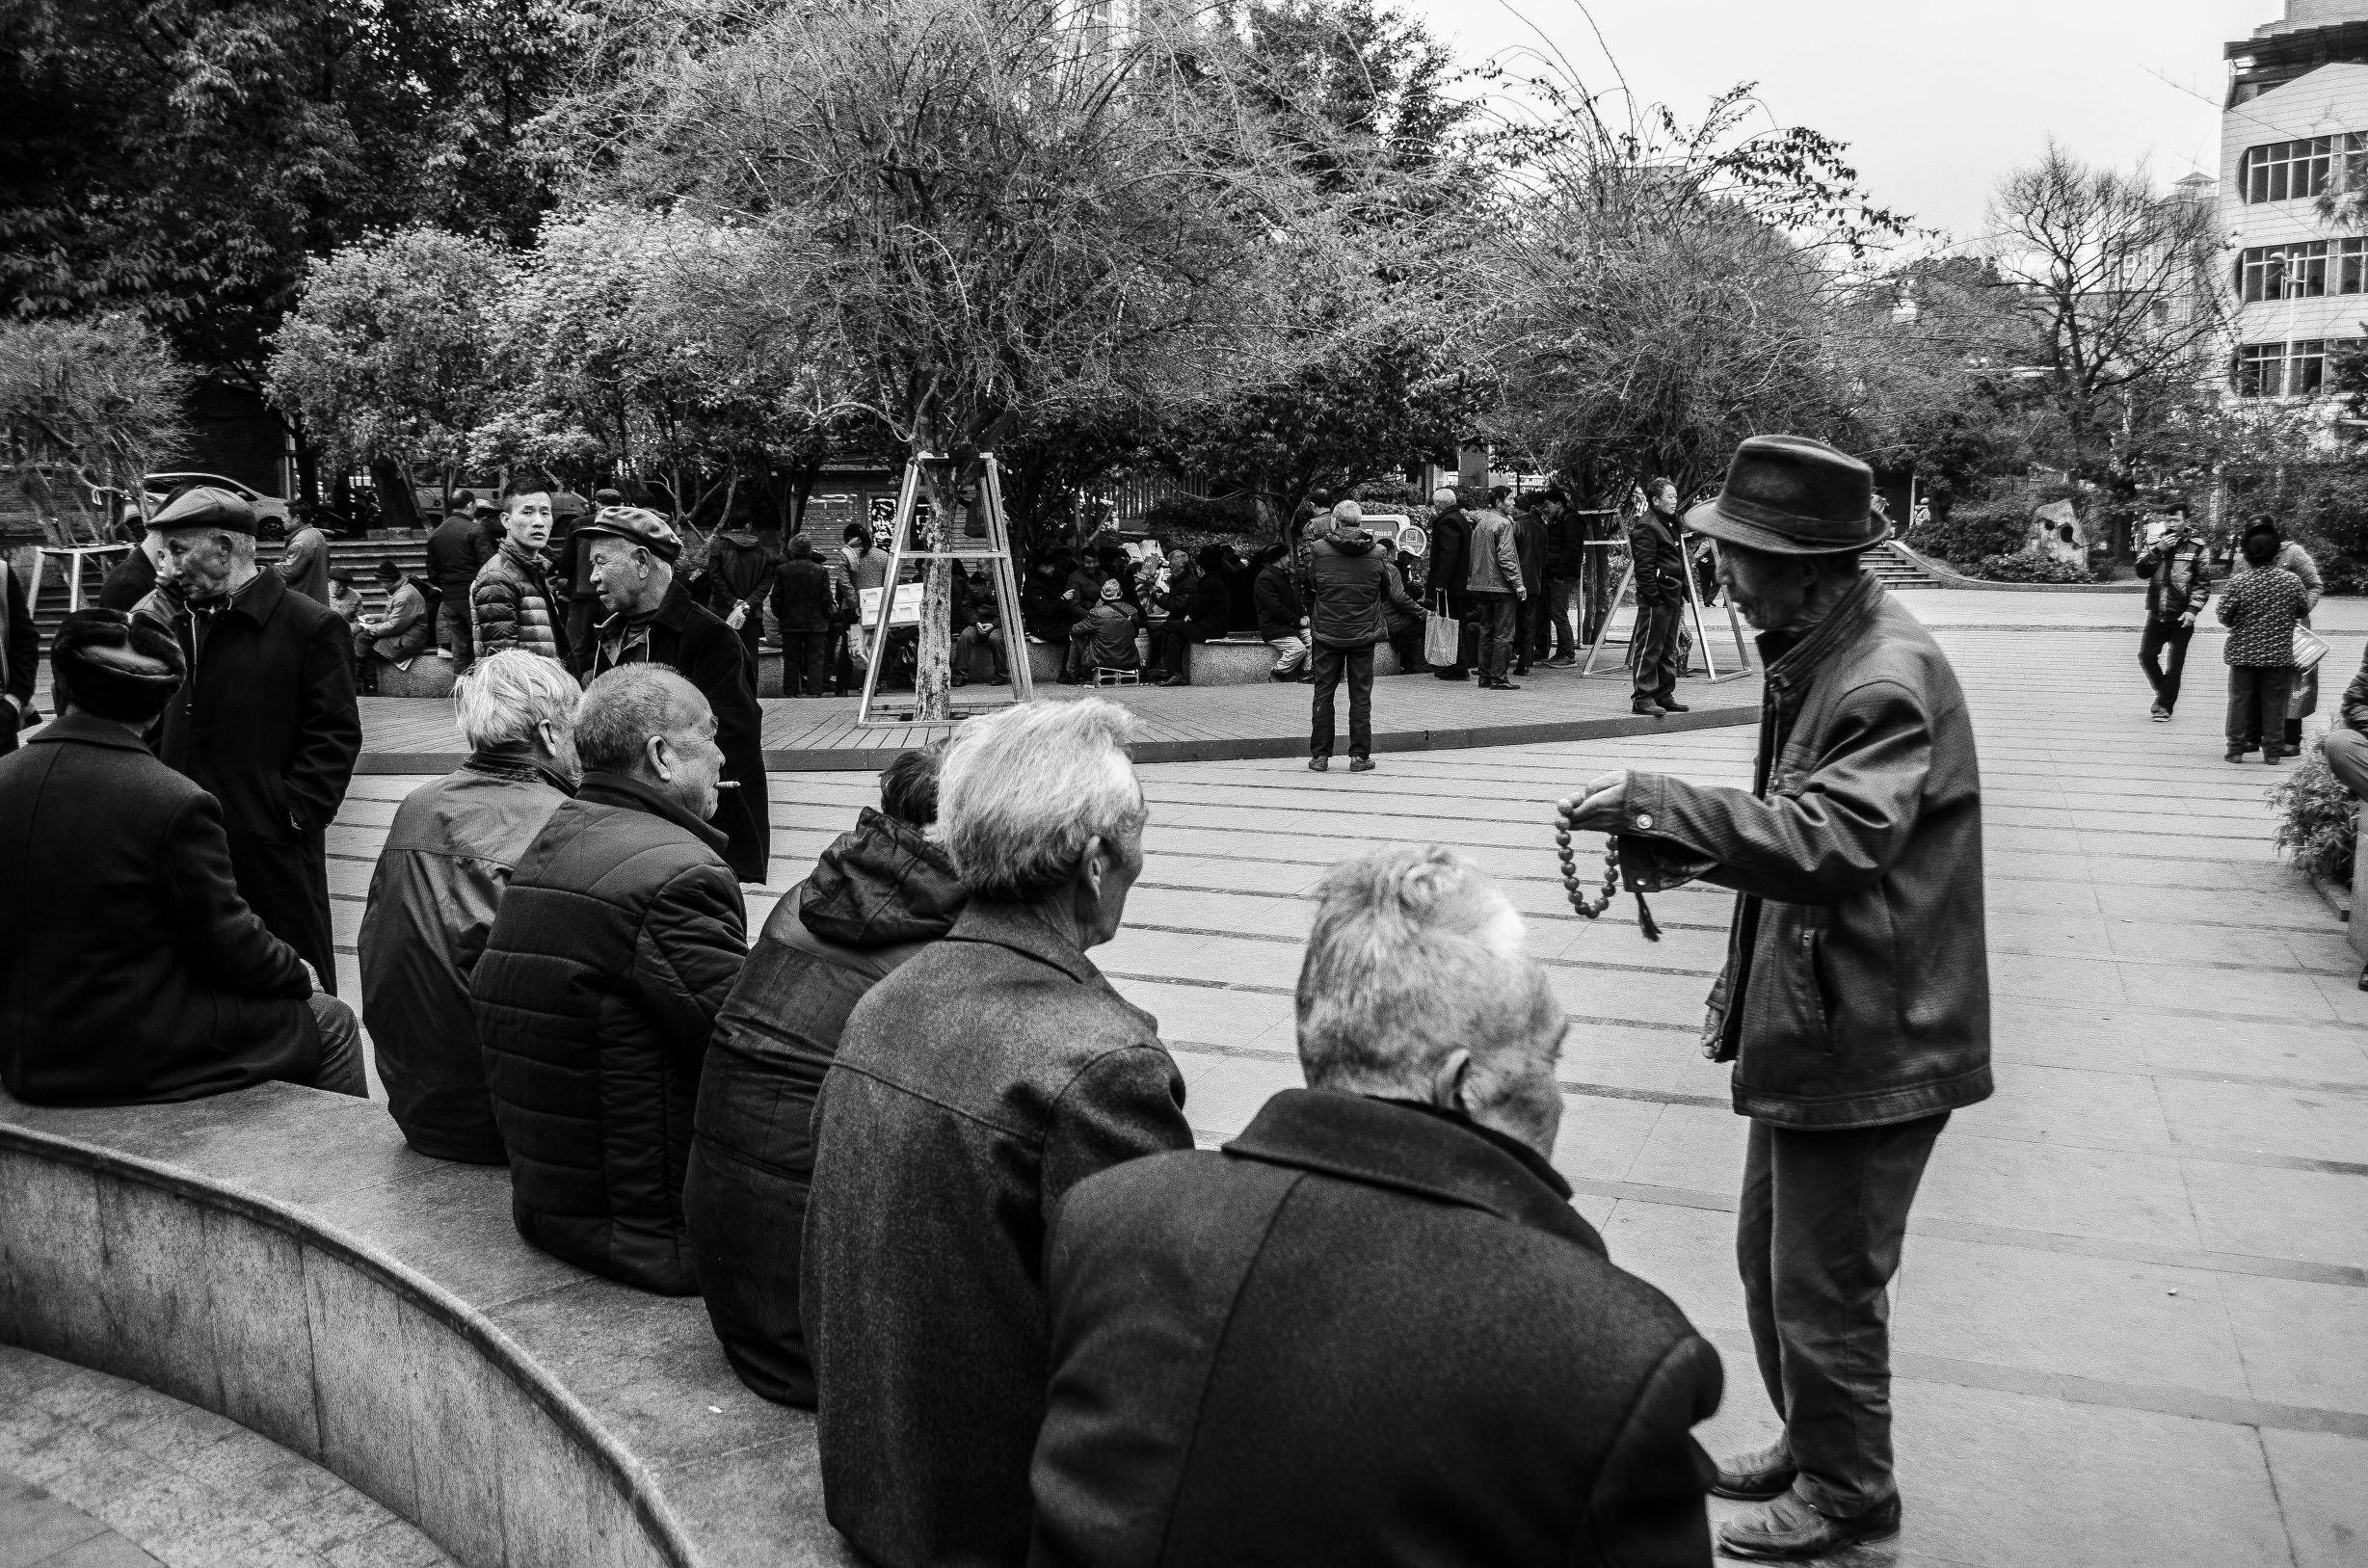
[1349,757,1375,772]
[1716,1491,1902,1561]
[2149,704,2169,722]
[1308,756,1330,772]
[2226,749,2247,762]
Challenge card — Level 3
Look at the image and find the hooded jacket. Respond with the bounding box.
[1299,529,1421,649]
[685,809,965,1406]
[705,530,777,617]
[473,772,748,1293]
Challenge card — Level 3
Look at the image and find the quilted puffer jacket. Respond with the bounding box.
[470,542,568,665]
[472,772,748,1293]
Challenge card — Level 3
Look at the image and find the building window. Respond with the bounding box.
[2241,137,2335,202]
[2343,237,2368,295]
[2240,241,2330,300]
[2234,339,2341,397]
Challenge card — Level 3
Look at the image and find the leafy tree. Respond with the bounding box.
[0,314,192,540]
[264,226,512,528]
[581,0,1357,717]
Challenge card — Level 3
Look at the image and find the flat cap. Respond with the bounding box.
[572,506,683,563]
[150,485,256,536]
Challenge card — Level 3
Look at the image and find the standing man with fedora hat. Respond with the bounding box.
[1561,435,1989,1561]
[142,484,362,993]
[576,506,771,885]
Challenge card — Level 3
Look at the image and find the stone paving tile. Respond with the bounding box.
[2222,1273,2368,1414]
[2260,1428,2368,1568]
[2179,1161,2368,1270]
[0,1471,111,1567]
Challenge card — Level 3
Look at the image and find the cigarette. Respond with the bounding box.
[716,780,741,789]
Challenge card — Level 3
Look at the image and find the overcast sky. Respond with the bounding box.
[1402,0,2286,243]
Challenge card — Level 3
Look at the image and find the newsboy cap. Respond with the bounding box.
[572,506,683,563]
[1684,436,1885,556]
[52,609,186,723]
[150,485,257,536]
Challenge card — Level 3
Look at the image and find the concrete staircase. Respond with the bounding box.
[1868,541,1942,590]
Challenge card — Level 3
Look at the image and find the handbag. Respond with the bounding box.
[2294,627,2330,671]
[1423,592,1460,667]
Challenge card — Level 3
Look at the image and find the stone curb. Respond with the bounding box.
[353,699,1764,776]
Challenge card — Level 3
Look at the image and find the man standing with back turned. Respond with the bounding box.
[1563,435,1989,1561]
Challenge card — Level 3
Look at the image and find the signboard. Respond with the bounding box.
[859,583,925,628]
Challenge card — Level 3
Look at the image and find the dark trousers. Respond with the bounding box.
[782,631,832,695]
[682,1052,818,1408]
[1631,598,1682,703]
[2325,726,2368,797]
[2226,666,2298,754]
[1740,1111,1948,1518]
[1310,641,1374,758]
[2139,619,2192,713]
[306,995,368,1097]
[437,598,475,675]
[226,829,338,996]
[1386,626,1429,675]
[1516,594,1545,670]
[1470,592,1518,682]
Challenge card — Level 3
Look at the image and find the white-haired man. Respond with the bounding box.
[359,651,583,1164]
[1026,844,1723,1566]
[804,699,1193,1568]
[473,665,747,1291]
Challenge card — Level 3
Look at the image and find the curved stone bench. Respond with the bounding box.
[0,1085,853,1568]
[377,658,460,699]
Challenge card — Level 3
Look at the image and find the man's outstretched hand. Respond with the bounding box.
[1557,770,1629,835]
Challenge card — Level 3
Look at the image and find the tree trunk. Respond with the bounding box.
[914,447,956,723]
[372,459,423,532]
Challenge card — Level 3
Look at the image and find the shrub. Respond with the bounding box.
[1974,551,2093,584]
[1137,492,1263,538]
[2272,750,2359,886]
[1915,497,2031,568]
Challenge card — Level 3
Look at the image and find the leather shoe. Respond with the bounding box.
[1308,756,1329,772]
[1716,1491,1901,1561]
[1710,1442,1796,1502]
[1349,757,1375,772]
[1657,699,1690,713]
[1632,699,1663,717]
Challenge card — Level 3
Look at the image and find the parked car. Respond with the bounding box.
[141,473,292,540]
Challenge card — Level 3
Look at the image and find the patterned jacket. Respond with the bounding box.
[471,542,568,665]
[2134,537,2211,624]
[2216,566,2307,667]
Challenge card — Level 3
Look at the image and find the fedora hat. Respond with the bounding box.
[1684,436,1884,556]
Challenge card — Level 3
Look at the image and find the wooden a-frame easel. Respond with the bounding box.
[856,452,1037,726]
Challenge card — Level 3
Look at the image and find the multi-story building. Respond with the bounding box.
[2223,1,2368,399]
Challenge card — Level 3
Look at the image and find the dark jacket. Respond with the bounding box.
[1071,600,1142,669]
[1513,511,1548,598]
[2340,642,2368,733]
[1620,573,1991,1129]
[2135,536,2211,624]
[99,545,156,612]
[770,555,837,634]
[804,900,1194,1568]
[1298,530,1419,649]
[473,772,748,1292]
[1428,505,1470,605]
[427,514,495,596]
[705,530,776,618]
[276,523,332,606]
[149,569,361,848]
[471,541,569,665]
[359,753,574,1164]
[0,557,33,744]
[592,579,771,882]
[1627,510,1687,606]
[1030,1090,1722,1568]
[1253,562,1305,642]
[1380,561,1423,636]
[1545,511,1584,578]
[0,714,320,1103]
[686,809,966,1407]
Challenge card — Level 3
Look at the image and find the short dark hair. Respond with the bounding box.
[501,479,549,512]
[374,557,401,579]
[52,609,185,723]
[1647,476,1677,496]
[880,741,946,828]
[843,521,868,545]
[2242,530,2279,566]
[452,489,477,507]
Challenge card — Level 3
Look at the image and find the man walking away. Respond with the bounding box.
[359,651,580,1164]
[1300,500,1418,773]
[2134,513,2210,721]
[427,491,494,672]
[2,610,365,1104]
[803,700,1191,1568]
[146,485,361,993]
[771,536,838,697]
[579,507,772,883]
[1464,499,1526,690]
[1253,544,1311,681]
[473,666,748,1292]
[2218,524,2309,765]
[1427,487,1473,681]
[1029,844,1722,1567]
[1628,478,1689,716]
[1563,435,1989,1562]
